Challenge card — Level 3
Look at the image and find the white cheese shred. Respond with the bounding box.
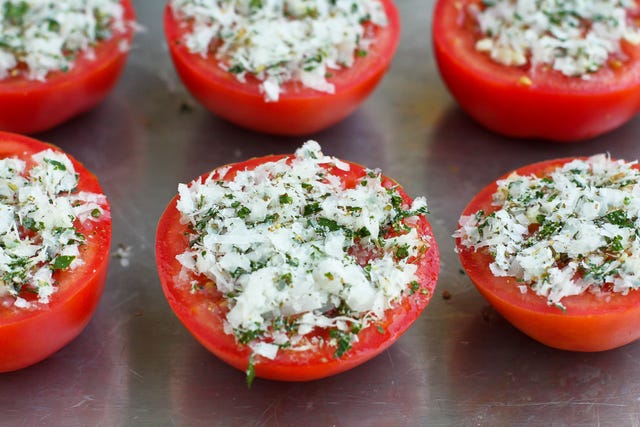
[471,0,640,77]
[0,0,129,80]
[0,149,108,308]
[176,140,431,358]
[170,0,388,101]
[455,154,640,309]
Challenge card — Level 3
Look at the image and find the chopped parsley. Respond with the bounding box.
[51,255,76,270]
[329,328,353,358]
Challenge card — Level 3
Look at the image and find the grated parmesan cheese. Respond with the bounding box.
[0,0,128,81]
[471,0,640,77]
[170,0,388,102]
[175,141,430,359]
[0,149,108,308]
[455,154,640,309]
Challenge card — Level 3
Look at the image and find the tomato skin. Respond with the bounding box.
[163,2,400,136]
[156,155,439,381]
[0,132,112,372]
[432,0,640,142]
[456,158,640,352]
[0,0,136,135]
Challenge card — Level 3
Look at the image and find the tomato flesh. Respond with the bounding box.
[0,0,136,134]
[163,1,400,135]
[156,155,439,381]
[432,0,640,142]
[0,132,112,372]
[456,158,640,351]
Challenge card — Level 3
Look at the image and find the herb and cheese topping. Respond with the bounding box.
[0,0,127,81]
[470,0,640,77]
[0,149,107,308]
[170,0,388,102]
[455,154,640,309]
[175,141,430,360]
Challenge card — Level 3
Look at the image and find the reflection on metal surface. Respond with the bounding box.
[2,308,129,425]
[168,338,431,425]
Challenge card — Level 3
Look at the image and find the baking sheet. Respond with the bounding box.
[4,1,640,425]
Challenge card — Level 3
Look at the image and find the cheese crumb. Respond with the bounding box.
[176,141,431,358]
[0,0,129,80]
[471,0,640,77]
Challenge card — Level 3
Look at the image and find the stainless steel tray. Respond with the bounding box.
[5,1,640,425]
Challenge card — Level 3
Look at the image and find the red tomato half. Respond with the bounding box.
[156,154,439,382]
[163,1,400,135]
[0,0,136,134]
[0,132,112,372]
[433,0,640,142]
[456,158,640,352]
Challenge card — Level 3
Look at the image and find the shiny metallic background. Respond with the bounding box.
[5,1,640,425]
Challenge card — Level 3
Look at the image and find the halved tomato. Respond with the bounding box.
[0,132,112,372]
[163,1,400,135]
[433,0,640,142]
[156,152,439,382]
[0,0,136,134]
[456,158,640,351]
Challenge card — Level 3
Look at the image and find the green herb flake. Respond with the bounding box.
[396,244,409,259]
[388,191,404,209]
[229,64,245,74]
[608,235,624,252]
[51,255,75,270]
[279,194,293,204]
[44,158,67,171]
[237,206,251,219]
[285,254,299,267]
[246,353,256,389]
[303,202,322,216]
[236,328,264,345]
[354,226,371,239]
[47,18,60,32]
[317,217,340,231]
[4,1,29,26]
[409,280,420,295]
[329,329,352,358]
[605,209,635,228]
[276,272,293,290]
